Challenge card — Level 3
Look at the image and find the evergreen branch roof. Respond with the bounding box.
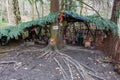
[0,12,60,40]
[0,11,118,40]
[64,11,118,34]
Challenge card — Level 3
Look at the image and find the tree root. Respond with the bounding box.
[56,51,93,80]
[38,50,50,58]
[3,45,106,80]
[63,59,74,80]
[38,48,105,80]
[54,57,69,80]
[88,72,105,80]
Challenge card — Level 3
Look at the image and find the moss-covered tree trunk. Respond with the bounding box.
[12,0,21,24]
[49,0,60,49]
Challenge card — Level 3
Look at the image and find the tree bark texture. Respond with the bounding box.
[12,0,21,24]
[50,0,65,49]
[50,0,59,38]
[111,0,120,24]
[50,0,59,13]
[6,0,10,23]
[105,0,120,62]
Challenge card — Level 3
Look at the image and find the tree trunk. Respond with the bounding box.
[1,0,4,23]
[68,0,72,11]
[31,1,35,20]
[60,0,64,11]
[35,1,40,18]
[6,0,12,24]
[12,0,21,24]
[50,0,59,13]
[50,0,60,49]
[28,0,35,20]
[111,0,120,24]
[107,0,120,62]
[79,0,83,15]
[41,5,44,17]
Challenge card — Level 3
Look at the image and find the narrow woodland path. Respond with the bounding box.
[0,44,120,80]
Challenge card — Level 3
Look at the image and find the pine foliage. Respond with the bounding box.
[88,15,118,34]
[0,12,60,40]
[0,11,118,40]
[65,12,118,34]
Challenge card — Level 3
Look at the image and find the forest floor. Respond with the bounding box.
[0,42,120,80]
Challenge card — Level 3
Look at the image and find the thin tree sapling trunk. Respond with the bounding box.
[12,0,21,24]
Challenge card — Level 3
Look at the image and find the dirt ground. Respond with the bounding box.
[0,42,120,80]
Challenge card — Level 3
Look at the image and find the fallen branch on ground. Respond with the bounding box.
[0,49,15,54]
[0,61,17,64]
